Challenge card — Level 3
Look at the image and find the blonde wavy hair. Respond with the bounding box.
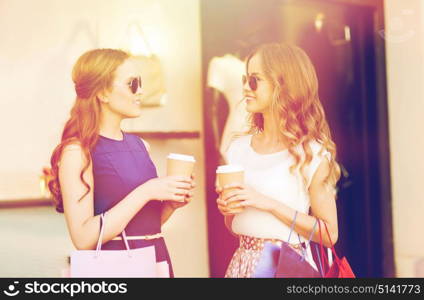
[245,43,341,190]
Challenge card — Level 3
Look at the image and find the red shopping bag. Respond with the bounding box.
[317,219,355,278]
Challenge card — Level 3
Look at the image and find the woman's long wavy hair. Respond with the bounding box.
[246,43,341,190]
[48,49,130,213]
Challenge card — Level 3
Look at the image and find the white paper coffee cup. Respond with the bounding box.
[216,164,245,213]
[167,153,195,177]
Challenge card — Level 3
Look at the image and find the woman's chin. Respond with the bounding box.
[125,110,142,118]
[246,103,260,113]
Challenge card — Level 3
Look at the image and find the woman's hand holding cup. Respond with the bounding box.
[143,175,192,202]
[165,153,196,206]
[168,173,196,209]
[216,181,244,216]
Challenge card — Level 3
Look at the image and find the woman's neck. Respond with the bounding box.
[99,111,123,140]
[259,112,286,145]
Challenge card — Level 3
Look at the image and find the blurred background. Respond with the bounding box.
[0,0,423,277]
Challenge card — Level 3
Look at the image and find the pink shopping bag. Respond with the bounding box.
[69,213,159,278]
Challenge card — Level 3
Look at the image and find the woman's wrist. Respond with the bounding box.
[266,196,280,214]
[163,201,176,210]
[136,181,153,203]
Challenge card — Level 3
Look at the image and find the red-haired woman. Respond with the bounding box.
[216,43,341,277]
[49,49,195,277]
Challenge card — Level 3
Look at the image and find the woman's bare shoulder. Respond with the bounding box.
[60,140,90,167]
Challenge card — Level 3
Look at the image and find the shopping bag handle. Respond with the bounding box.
[317,218,341,272]
[287,211,298,243]
[95,213,106,252]
[95,213,131,256]
[287,211,318,262]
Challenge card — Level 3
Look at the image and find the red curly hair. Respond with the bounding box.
[48,49,130,212]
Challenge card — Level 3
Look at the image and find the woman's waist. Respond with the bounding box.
[103,234,165,250]
[232,209,307,242]
[112,232,163,241]
[238,234,304,251]
[236,235,318,272]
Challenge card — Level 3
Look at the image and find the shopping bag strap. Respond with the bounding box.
[287,211,308,259]
[95,213,106,252]
[121,230,131,251]
[287,211,298,243]
[287,211,317,262]
[323,222,340,261]
[317,218,341,273]
[307,218,318,244]
[95,213,131,254]
[296,217,318,262]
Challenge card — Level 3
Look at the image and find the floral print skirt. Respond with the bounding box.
[225,235,306,278]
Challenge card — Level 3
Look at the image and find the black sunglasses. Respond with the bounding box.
[128,76,142,94]
[242,74,259,91]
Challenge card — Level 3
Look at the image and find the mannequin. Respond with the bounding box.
[207,53,249,161]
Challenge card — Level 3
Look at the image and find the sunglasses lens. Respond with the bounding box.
[130,79,137,94]
[242,75,258,91]
[249,76,258,91]
[129,77,142,94]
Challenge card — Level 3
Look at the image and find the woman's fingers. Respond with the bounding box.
[222,190,240,200]
[171,176,196,189]
[222,182,244,190]
[226,194,246,203]
[218,204,229,213]
[223,191,246,203]
[237,201,248,208]
[216,198,226,206]
[217,203,237,216]
[190,173,196,188]
[216,196,242,215]
[174,188,191,195]
[171,176,192,183]
[216,196,226,205]
[173,182,192,190]
[225,195,239,203]
[184,196,192,203]
[216,197,228,210]
[171,194,186,202]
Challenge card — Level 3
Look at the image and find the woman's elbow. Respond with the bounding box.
[72,237,95,250]
[73,241,90,250]
[326,230,338,247]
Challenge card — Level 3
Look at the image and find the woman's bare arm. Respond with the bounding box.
[59,144,153,250]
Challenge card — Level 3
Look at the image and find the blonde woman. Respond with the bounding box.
[216,43,340,277]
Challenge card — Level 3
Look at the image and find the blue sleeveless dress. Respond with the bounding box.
[91,131,174,277]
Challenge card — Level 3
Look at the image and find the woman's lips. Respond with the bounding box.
[244,96,256,102]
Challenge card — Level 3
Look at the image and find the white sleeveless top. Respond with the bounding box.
[225,134,331,270]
